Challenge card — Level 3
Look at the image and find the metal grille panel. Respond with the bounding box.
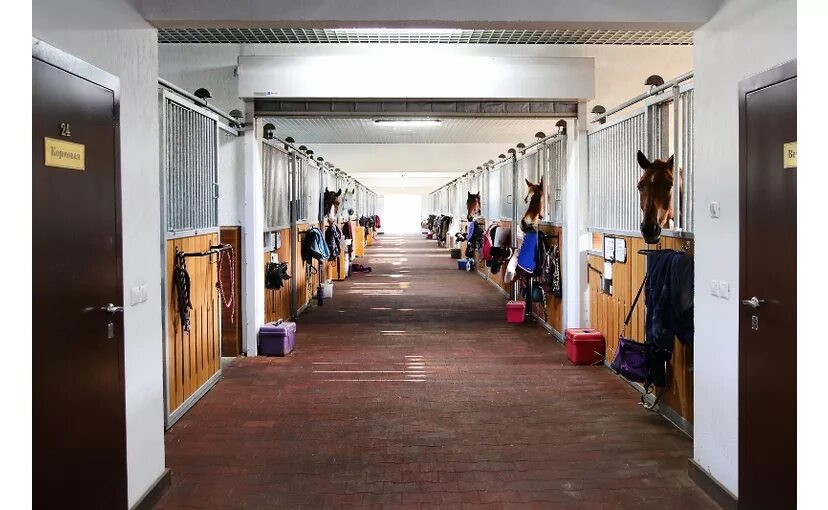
[587,113,646,233]
[301,159,321,222]
[500,160,514,220]
[545,136,567,225]
[587,86,695,235]
[163,95,218,233]
[680,88,695,233]
[159,28,692,45]
[262,142,290,230]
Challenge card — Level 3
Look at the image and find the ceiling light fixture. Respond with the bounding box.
[373,119,442,127]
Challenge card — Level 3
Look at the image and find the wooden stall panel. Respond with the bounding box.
[587,234,694,423]
[295,223,322,311]
[219,227,242,357]
[535,225,563,334]
[166,233,220,414]
[264,227,293,324]
[354,226,366,257]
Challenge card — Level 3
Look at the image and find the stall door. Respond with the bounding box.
[738,60,796,508]
[32,46,127,508]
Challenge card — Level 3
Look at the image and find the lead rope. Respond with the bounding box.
[215,246,235,324]
[173,250,192,332]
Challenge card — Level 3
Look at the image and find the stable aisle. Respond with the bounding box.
[155,234,715,509]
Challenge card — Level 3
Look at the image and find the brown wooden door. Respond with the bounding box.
[738,60,796,508]
[32,46,127,508]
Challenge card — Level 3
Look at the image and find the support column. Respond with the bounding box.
[241,102,264,356]
[563,102,589,330]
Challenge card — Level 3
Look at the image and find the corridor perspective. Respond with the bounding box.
[156,235,714,509]
[28,0,813,508]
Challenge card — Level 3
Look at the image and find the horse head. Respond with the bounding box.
[520,177,544,230]
[323,187,342,224]
[636,150,679,244]
[466,191,481,220]
[340,188,356,218]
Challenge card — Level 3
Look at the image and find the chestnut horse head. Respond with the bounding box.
[323,187,342,224]
[466,191,481,220]
[636,150,679,244]
[520,177,544,230]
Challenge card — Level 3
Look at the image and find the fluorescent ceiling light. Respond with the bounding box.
[374,119,442,127]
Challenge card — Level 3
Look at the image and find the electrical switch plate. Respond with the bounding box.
[709,202,721,218]
[139,284,149,303]
[719,281,730,299]
[130,286,142,305]
[710,280,720,297]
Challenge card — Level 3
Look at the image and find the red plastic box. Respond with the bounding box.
[565,328,605,365]
[506,301,526,324]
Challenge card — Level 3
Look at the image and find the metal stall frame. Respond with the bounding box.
[261,139,292,232]
[257,134,380,317]
[588,73,695,239]
[158,85,238,430]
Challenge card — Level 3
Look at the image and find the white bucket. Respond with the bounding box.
[322,282,334,299]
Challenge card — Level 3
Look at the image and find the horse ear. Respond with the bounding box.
[538,177,543,189]
[325,187,330,193]
[525,178,533,188]
[666,155,674,169]
[336,188,342,197]
[468,192,473,198]
[636,150,650,170]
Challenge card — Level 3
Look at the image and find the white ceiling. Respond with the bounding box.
[266,117,561,144]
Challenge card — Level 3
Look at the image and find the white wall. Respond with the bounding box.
[160,43,693,116]
[33,0,166,507]
[692,0,796,496]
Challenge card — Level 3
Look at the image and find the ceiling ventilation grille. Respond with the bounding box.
[158,28,692,45]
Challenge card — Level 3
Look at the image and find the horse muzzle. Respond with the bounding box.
[640,223,662,244]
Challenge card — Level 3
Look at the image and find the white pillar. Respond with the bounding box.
[563,102,590,330]
[241,102,264,356]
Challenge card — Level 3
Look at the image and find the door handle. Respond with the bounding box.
[101,303,124,314]
[741,296,764,309]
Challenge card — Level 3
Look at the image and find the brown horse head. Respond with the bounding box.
[466,191,481,219]
[636,150,677,244]
[323,187,342,223]
[520,177,544,230]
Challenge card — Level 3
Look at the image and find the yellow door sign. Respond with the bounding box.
[783,141,797,169]
[44,137,85,171]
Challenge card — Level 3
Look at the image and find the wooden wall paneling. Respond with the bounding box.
[166,233,220,414]
[586,233,695,424]
[263,229,293,324]
[219,227,242,357]
[333,220,349,281]
[354,226,365,257]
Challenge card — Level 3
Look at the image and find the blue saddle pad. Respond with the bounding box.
[517,231,538,274]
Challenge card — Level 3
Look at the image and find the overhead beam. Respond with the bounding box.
[141,0,723,31]
[254,100,577,118]
[238,55,594,101]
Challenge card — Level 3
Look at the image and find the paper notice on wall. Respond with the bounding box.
[603,236,615,262]
[614,238,627,263]
[603,261,613,280]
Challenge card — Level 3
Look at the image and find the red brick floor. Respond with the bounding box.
[155,234,716,509]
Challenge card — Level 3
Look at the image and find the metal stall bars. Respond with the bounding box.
[545,134,567,225]
[159,83,236,429]
[588,72,695,236]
